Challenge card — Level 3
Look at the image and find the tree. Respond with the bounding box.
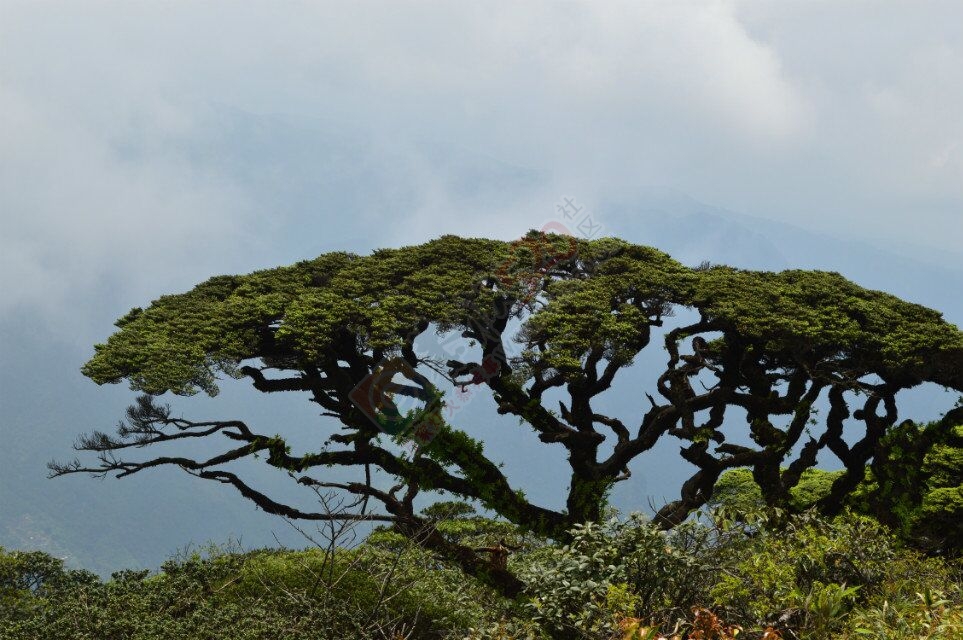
[709,405,963,555]
[860,405,963,553]
[51,232,963,597]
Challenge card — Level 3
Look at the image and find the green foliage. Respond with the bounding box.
[422,500,478,521]
[711,467,845,515]
[518,514,709,637]
[687,267,963,381]
[843,587,963,639]
[82,237,518,395]
[710,511,900,632]
[0,535,509,640]
[712,409,963,557]
[4,508,963,639]
[82,233,962,399]
[860,411,963,554]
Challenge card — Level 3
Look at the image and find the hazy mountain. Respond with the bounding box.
[601,188,962,321]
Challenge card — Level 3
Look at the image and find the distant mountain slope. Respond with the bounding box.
[602,188,962,324]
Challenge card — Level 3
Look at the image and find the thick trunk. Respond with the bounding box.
[398,519,526,599]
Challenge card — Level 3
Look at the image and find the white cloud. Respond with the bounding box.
[0,0,961,338]
[0,82,257,338]
[729,0,963,245]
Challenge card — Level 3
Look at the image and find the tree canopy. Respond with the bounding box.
[54,232,963,596]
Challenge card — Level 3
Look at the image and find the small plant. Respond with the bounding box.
[688,608,743,639]
[845,588,963,639]
[800,582,861,636]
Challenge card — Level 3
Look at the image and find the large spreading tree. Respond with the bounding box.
[53,233,963,596]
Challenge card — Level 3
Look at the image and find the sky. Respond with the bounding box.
[2,0,962,344]
[1,1,962,571]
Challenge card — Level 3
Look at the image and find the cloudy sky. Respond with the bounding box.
[2,0,962,339]
[2,1,962,571]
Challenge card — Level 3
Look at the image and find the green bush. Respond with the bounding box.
[3,508,962,639]
[710,408,963,558]
[519,514,710,637]
[711,511,905,633]
[0,539,505,640]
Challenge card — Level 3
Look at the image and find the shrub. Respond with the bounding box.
[710,510,899,634]
[519,514,710,637]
